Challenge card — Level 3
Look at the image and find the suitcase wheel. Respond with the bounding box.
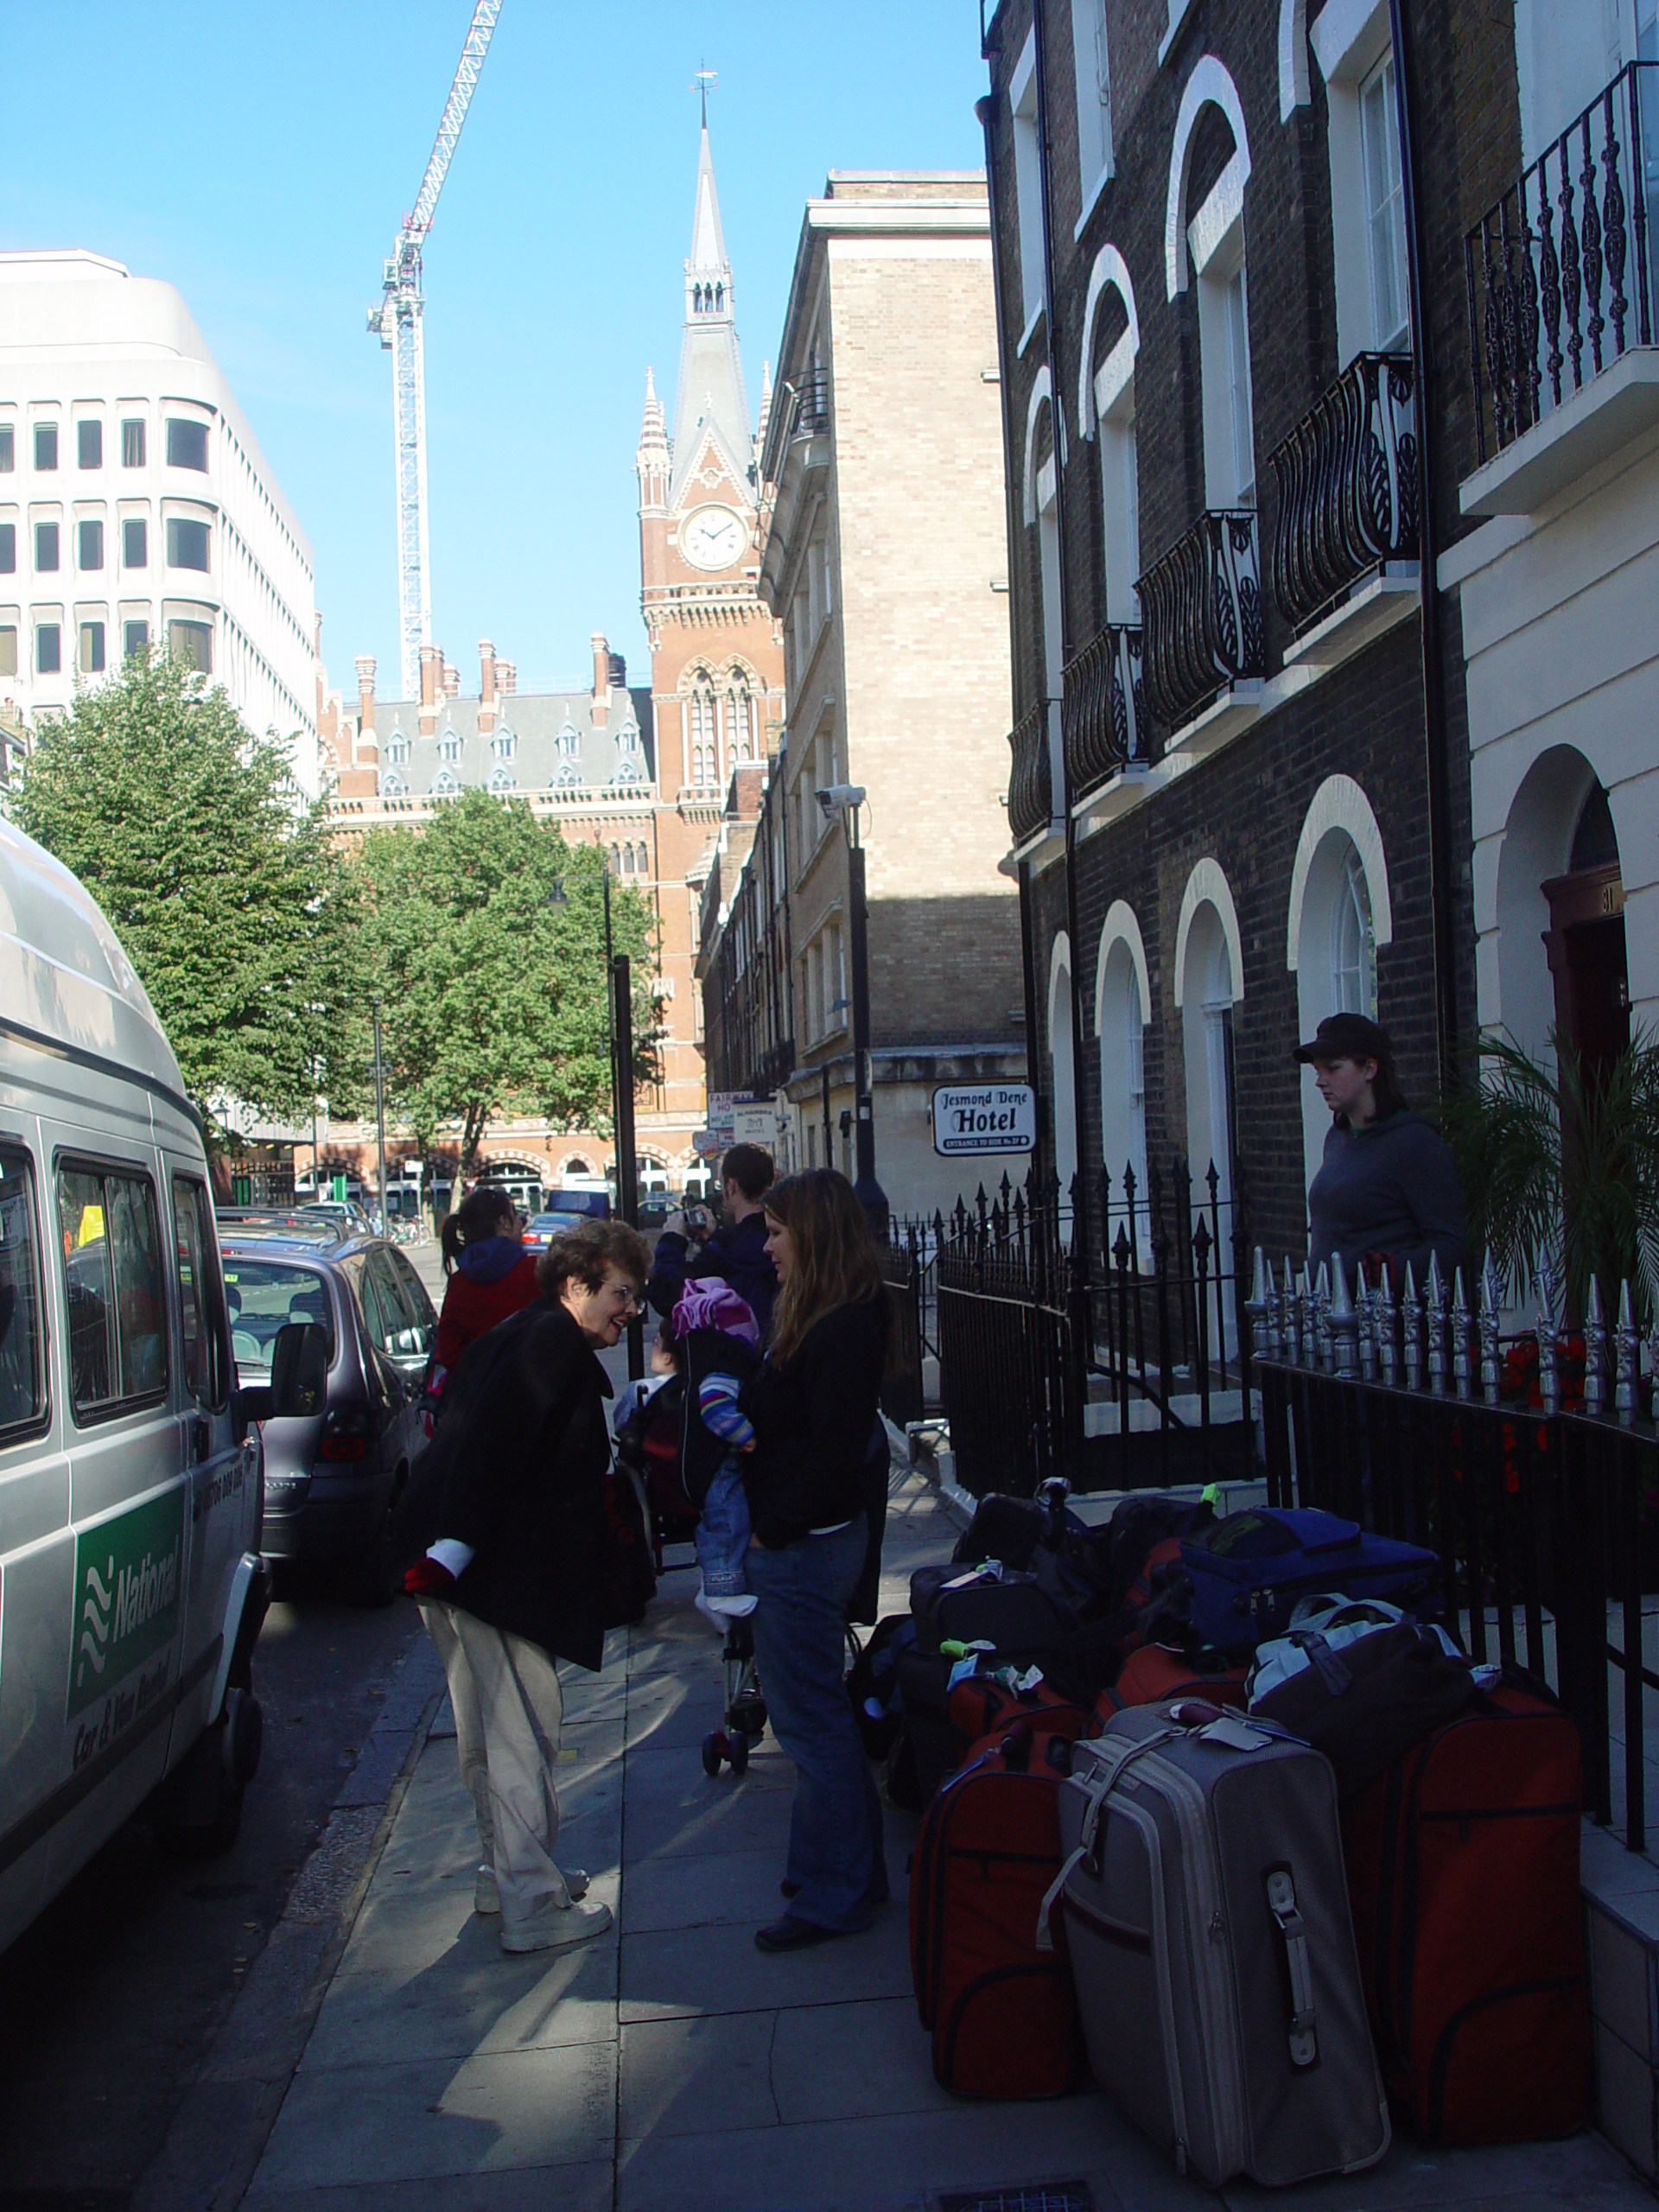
[727,1731,749,1776]
[702,1731,726,1777]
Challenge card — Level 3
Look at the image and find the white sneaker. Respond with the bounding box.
[475,1865,588,1914]
[499,1897,613,1956]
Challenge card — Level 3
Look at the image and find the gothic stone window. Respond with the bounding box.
[386,728,410,765]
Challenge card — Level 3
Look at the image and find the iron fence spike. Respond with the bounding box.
[1584,1275,1608,1414]
[1452,1268,1472,1399]
[1616,1278,1639,1421]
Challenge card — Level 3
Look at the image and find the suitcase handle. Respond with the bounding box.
[1265,1866,1319,2069]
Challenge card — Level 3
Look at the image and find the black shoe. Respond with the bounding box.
[754,1915,849,1952]
[779,1878,801,1900]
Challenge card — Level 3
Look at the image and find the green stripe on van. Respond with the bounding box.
[68,1488,185,1720]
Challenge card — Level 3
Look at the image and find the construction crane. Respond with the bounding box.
[368,1,502,699]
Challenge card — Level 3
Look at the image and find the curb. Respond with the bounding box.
[128,1632,446,2212]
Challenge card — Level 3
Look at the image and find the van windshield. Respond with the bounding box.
[222,1259,334,1377]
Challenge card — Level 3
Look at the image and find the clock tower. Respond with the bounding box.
[637,121,785,798]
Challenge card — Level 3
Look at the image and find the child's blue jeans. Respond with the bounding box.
[696,1458,751,1599]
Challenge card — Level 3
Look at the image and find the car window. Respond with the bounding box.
[0,1144,47,1440]
[365,1249,423,1361]
[219,1256,334,1377]
[385,1249,435,1358]
[346,1251,391,1353]
[174,1176,229,1410]
[57,1162,168,1419]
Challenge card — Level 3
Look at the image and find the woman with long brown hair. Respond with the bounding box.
[736,1169,892,1950]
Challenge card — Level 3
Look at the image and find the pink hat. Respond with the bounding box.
[672,1281,760,1344]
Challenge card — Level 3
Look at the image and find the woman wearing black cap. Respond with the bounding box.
[1297,1012,1465,1288]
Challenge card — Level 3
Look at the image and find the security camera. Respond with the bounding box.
[815,784,867,817]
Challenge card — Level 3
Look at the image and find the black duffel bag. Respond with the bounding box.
[1249,1621,1478,1800]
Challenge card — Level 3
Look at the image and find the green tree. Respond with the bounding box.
[12,650,364,1133]
[359,787,657,1176]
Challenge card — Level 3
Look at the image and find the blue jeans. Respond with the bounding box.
[694,1459,751,1599]
[746,1515,887,1933]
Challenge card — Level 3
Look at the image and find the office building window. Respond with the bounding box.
[78,519,104,571]
[78,421,102,470]
[0,524,13,575]
[34,423,58,471]
[35,522,59,572]
[0,426,12,473]
[124,619,149,658]
[121,419,146,467]
[36,623,61,674]
[165,418,209,472]
[0,627,16,677]
[166,518,210,571]
[79,622,105,674]
[123,518,147,568]
[168,618,212,672]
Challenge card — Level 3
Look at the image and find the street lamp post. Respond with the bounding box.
[372,997,388,1235]
[816,785,887,1238]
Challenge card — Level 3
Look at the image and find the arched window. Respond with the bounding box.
[385,728,410,765]
[728,671,754,763]
[492,728,515,760]
[488,765,515,794]
[1288,779,1393,1194]
[634,841,650,875]
[1175,861,1244,1230]
[438,728,461,763]
[433,766,458,796]
[618,721,639,754]
[1081,251,1141,623]
[1096,906,1151,1259]
[379,766,406,798]
[563,1155,593,1175]
[689,669,715,786]
[556,761,581,790]
[620,842,635,875]
[557,722,579,758]
[1167,64,1256,508]
[1048,935,1079,1202]
[608,843,622,876]
[613,757,640,785]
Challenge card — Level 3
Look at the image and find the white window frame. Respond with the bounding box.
[1071,0,1115,232]
[1095,905,1152,1264]
[1010,29,1047,350]
[1358,54,1409,353]
[1189,162,1255,508]
[1310,0,1401,366]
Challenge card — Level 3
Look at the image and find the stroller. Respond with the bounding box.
[701,1618,767,1776]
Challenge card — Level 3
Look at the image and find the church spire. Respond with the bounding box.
[635,366,669,514]
[671,120,751,511]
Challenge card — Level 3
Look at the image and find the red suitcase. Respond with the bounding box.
[908,1719,1083,2099]
[1341,1672,1590,2143]
[946,1671,1090,1748]
[1086,1643,1249,1730]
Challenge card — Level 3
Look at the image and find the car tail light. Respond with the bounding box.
[317,1404,371,1464]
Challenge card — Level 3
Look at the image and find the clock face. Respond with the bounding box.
[681,504,747,571]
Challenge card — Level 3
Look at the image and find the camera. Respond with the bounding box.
[814,784,867,818]
[683,1202,715,1236]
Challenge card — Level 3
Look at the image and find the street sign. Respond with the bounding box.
[732,1104,775,1146]
[931,1083,1037,1157]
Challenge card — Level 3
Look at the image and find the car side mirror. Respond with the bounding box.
[231,1384,273,1442]
[270,1320,329,1418]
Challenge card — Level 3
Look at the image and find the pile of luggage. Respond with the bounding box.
[879,1484,1591,2190]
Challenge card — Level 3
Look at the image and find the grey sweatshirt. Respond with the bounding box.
[1306,1109,1466,1287]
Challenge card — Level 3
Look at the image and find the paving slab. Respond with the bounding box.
[244,2170,613,2212]
[254,2043,617,2190]
[620,1904,913,2022]
[620,1843,792,1934]
[620,2010,779,2139]
[301,1939,618,2069]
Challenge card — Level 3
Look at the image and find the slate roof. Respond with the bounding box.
[365,686,656,801]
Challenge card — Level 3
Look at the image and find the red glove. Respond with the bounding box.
[404,1557,457,1598]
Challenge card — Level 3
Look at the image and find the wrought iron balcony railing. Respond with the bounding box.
[793,366,831,439]
[1061,621,1146,798]
[1266,352,1418,634]
[1465,60,1657,465]
[1137,510,1263,734]
[1006,701,1052,847]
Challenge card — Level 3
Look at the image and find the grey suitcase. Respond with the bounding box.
[1040,1700,1389,2188]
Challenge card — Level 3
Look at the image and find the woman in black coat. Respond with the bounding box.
[737,1169,893,1951]
[397,1217,650,1958]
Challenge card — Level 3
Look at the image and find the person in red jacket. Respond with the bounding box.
[423,1188,541,1427]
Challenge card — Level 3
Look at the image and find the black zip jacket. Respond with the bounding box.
[392,1300,613,1670]
[738,1297,887,1552]
[646,1210,778,1337]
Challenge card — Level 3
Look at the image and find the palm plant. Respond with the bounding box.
[1438,1027,1659,1326]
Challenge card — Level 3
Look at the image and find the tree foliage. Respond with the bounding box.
[12,651,364,1131]
[1438,1027,1659,1324]
[358,787,658,1173]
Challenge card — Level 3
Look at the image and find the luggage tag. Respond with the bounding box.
[1195,1712,1277,1753]
[943,1639,997,1689]
[942,1561,1004,1590]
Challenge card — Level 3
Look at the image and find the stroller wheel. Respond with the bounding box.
[701,1731,725,1777]
[727,1730,749,1777]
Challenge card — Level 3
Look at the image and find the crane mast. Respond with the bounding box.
[368,0,502,698]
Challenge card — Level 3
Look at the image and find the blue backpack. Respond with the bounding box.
[1179,1507,1441,1655]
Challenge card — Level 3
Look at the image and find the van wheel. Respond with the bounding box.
[346,1506,400,1609]
[168,1776,245,1859]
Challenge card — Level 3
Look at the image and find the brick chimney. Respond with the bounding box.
[418,645,441,734]
[442,662,460,698]
[591,631,610,725]
[354,655,377,763]
[479,639,498,734]
[499,660,516,696]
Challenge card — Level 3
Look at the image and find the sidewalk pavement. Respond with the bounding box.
[233,1465,1651,2212]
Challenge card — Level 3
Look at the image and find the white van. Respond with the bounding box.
[0,818,284,1953]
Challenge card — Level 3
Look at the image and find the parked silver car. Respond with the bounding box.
[220,1225,437,1604]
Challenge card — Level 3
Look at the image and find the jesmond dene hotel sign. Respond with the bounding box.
[931,1083,1036,1158]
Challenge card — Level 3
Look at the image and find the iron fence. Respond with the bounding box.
[1251,1250,1659,1852]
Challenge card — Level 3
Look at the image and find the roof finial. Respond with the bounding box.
[690,64,716,130]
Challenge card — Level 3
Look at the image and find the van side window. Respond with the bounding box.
[0,1145,47,1439]
[173,1177,228,1409]
[57,1164,168,1418]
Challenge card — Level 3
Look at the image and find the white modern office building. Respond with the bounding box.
[0,251,320,794]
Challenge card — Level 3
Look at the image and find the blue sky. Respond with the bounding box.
[0,3,989,701]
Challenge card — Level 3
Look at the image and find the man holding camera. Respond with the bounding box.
[646,1142,778,1338]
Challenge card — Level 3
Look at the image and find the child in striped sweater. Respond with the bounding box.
[670,1281,761,1625]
